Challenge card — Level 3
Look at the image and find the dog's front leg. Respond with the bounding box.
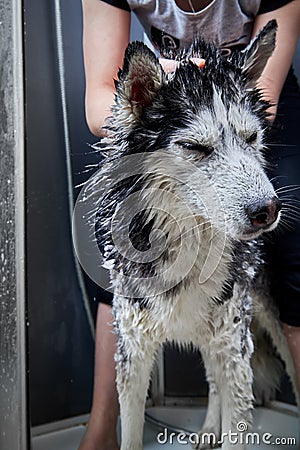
[218,353,253,450]
[215,323,254,450]
[115,331,158,450]
[212,296,254,450]
[193,351,221,449]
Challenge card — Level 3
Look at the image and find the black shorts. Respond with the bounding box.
[96,68,300,327]
[96,287,114,306]
[264,67,300,327]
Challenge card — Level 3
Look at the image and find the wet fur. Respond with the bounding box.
[91,21,298,450]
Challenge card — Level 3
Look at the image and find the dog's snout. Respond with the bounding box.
[246,197,282,229]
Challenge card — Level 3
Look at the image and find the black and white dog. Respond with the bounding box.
[87,20,298,450]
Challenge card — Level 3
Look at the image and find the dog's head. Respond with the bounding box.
[102,20,280,241]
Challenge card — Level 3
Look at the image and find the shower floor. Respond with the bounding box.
[32,405,299,450]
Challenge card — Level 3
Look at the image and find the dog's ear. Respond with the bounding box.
[240,20,277,87]
[115,42,165,118]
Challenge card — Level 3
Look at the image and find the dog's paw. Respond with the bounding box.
[191,428,221,450]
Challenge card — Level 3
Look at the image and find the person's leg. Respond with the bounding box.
[265,66,300,404]
[283,324,300,395]
[79,303,119,450]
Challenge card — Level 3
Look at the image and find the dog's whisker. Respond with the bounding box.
[281,205,300,214]
[281,216,299,225]
[265,143,297,148]
[280,212,299,222]
[275,182,300,189]
[279,201,300,211]
[280,199,300,207]
[263,232,276,243]
[276,185,300,194]
[277,223,294,233]
[269,175,286,184]
[281,207,300,215]
[281,215,300,223]
[278,194,300,202]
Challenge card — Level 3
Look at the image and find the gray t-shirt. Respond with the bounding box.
[130,0,260,53]
[101,0,293,54]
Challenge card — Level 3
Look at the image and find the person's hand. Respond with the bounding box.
[256,75,278,124]
[159,57,205,74]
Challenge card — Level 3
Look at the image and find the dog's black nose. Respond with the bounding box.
[247,197,282,229]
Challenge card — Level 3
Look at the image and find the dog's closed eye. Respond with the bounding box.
[176,140,214,157]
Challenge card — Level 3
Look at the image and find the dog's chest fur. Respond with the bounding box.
[112,229,260,355]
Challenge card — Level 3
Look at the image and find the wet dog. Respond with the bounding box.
[90,20,298,449]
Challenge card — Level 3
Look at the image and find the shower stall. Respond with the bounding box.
[1,1,299,449]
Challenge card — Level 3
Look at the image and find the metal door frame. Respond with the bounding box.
[0,0,28,448]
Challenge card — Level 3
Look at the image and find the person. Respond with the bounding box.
[79,1,300,449]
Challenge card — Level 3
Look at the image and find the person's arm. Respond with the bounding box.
[82,0,131,136]
[251,0,300,121]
